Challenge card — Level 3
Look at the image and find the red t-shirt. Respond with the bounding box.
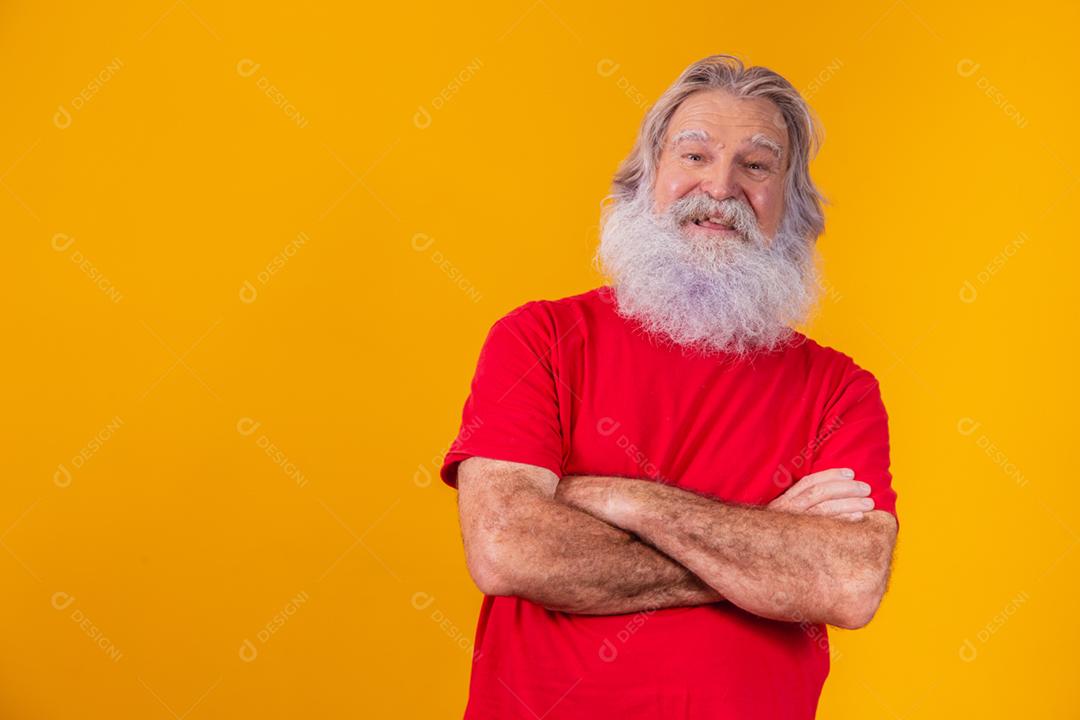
[441,286,899,720]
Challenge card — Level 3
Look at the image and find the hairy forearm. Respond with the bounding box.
[561,477,895,628]
[466,483,722,615]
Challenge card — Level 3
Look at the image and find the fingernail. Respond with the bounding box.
[861,498,875,509]
[858,482,871,492]
[840,468,855,478]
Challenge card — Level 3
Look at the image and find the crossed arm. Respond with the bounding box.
[456,456,898,628]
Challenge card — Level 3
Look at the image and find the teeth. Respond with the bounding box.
[694,217,732,228]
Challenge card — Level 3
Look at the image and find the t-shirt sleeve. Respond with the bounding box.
[806,364,899,531]
[439,304,564,488]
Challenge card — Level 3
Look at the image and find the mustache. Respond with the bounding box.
[663,194,761,239]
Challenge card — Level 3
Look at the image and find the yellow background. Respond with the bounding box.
[3,1,1077,717]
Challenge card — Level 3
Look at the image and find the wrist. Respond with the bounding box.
[614,478,663,535]
[557,476,645,530]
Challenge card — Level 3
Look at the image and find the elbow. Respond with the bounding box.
[830,524,896,630]
[468,559,514,597]
[464,535,516,597]
[831,580,886,630]
[832,600,879,630]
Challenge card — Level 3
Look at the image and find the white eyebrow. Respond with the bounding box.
[748,132,784,160]
[670,129,711,146]
[670,129,784,161]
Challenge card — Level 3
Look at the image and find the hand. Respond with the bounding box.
[767,468,874,522]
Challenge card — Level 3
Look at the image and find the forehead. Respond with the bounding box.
[664,90,787,148]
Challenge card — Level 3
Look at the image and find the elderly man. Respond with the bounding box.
[440,54,900,719]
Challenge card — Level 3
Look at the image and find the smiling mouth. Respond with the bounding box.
[691,217,738,233]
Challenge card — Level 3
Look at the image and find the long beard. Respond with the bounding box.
[595,191,821,359]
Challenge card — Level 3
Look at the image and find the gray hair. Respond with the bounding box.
[609,54,828,243]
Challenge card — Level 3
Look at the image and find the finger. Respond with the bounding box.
[789,479,872,511]
[773,476,866,512]
[768,468,855,511]
[805,496,875,516]
[786,468,856,497]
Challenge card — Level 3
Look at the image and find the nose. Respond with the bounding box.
[698,157,742,203]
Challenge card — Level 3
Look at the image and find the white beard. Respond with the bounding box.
[595,190,821,359]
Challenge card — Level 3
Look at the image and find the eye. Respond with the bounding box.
[683,153,705,162]
[745,162,768,171]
